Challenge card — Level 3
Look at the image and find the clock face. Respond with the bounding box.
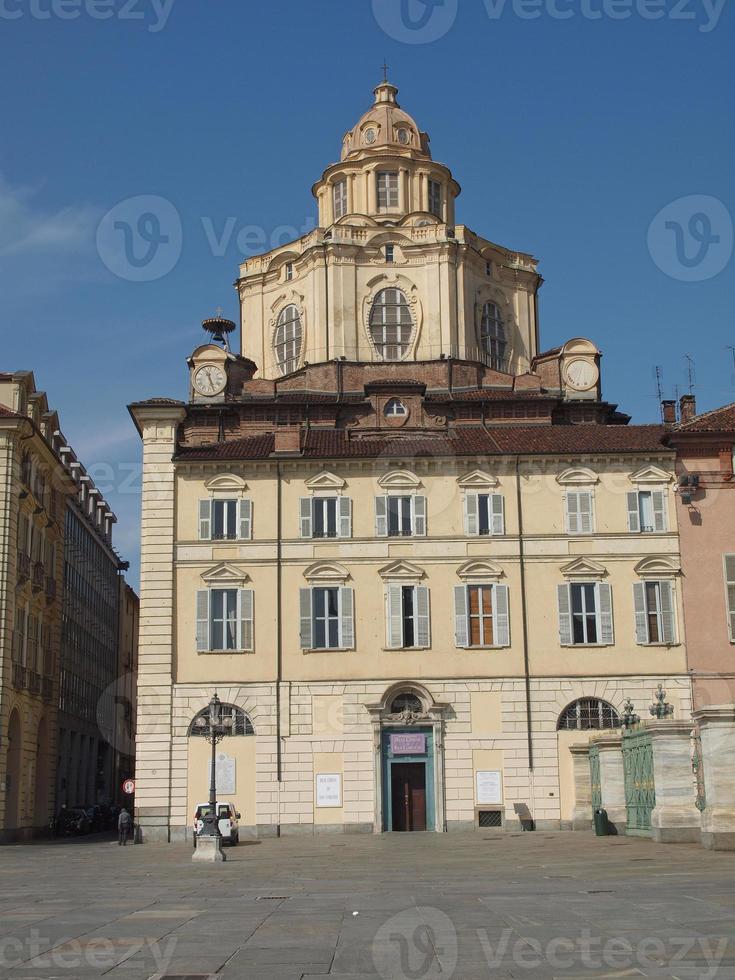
[565,358,599,392]
[193,364,226,396]
[364,128,377,145]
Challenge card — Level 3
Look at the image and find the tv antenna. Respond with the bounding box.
[727,346,735,385]
[684,354,696,395]
[653,366,664,421]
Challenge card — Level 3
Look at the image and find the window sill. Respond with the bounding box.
[198,649,253,656]
[303,647,352,654]
[559,643,615,649]
[637,643,680,648]
[382,647,430,652]
[458,645,510,651]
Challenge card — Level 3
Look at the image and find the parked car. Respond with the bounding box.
[192,802,240,846]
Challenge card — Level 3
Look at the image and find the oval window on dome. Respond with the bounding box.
[479,301,507,371]
[397,128,410,145]
[274,305,302,376]
[369,288,414,361]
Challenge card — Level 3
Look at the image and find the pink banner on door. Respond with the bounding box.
[390,733,426,755]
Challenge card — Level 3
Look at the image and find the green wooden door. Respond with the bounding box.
[623,729,655,835]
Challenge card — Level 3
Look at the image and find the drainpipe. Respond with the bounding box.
[515,455,534,773]
[276,461,283,808]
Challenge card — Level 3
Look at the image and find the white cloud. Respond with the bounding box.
[0,173,100,257]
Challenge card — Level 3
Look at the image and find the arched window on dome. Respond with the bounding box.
[480,302,507,372]
[274,305,302,376]
[189,704,255,737]
[557,698,620,732]
[369,288,413,361]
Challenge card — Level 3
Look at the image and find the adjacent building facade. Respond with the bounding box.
[130,80,693,842]
[0,371,138,840]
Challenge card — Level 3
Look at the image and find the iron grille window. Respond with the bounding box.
[190,704,254,737]
[369,288,413,360]
[480,302,507,371]
[557,698,620,731]
[478,810,502,828]
[390,693,422,715]
[274,304,302,375]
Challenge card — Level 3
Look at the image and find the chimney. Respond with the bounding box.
[273,426,301,455]
[661,400,677,426]
[680,394,696,423]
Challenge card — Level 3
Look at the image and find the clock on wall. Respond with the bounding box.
[564,358,599,392]
[193,364,226,397]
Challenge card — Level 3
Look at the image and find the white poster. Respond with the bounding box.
[208,752,236,796]
[476,770,503,805]
[315,773,342,808]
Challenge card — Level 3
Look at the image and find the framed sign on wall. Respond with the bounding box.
[315,773,342,808]
[476,770,503,805]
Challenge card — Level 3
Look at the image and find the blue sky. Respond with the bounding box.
[1,0,732,586]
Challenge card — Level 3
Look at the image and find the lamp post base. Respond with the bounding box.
[192,836,226,863]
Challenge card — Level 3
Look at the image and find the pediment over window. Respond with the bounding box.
[305,470,346,493]
[377,469,422,490]
[201,562,251,586]
[560,557,608,579]
[456,559,504,581]
[303,561,350,583]
[557,467,599,486]
[378,560,425,582]
[629,465,673,485]
[457,469,500,490]
[634,555,680,577]
[204,474,248,494]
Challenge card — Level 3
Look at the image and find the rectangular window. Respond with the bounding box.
[285,262,294,281]
[558,582,614,646]
[300,497,351,539]
[725,556,735,642]
[633,580,676,645]
[565,491,594,535]
[210,589,238,651]
[313,498,338,539]
[199,499,252,541]
[386,584,431,649]
[454,584,510,648]
[464,493,505,536]
[388,496,412,536]
[196,588,253,652]
[428,179,442,218]
[385,244,395,263]
[469,585,494,646]
[212,500,238,540]
[313,587,340,649]
[376,495,426,537]
[299,587,354,650]
[377,172,399,210]
[333,180,347,219]
[627,490,667,533]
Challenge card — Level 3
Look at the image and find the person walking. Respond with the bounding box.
[117,807,133,846]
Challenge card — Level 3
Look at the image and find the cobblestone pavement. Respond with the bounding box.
[0,831,734,980]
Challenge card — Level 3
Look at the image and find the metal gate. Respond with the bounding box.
[589,744,601,813]
[622,728,655,835]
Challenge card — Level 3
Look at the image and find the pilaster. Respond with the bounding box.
[648,720,701,844]
[693,704,735,850]
[569,742,592,831]
[594,733,626,833]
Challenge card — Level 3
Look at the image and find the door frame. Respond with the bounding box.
[382,729,434,832]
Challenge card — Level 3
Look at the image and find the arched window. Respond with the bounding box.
[369,288,413,361]
[384,398,407,418]
[557,698,620,732]
[390,693,423,715]
[480,302,507,371]
[274,305,302,375]
[189,704,254,737]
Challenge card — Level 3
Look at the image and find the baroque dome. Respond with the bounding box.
[340,80,432,161]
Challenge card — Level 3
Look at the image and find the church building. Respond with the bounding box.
[130,79,691,840]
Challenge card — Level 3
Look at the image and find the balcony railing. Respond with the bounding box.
[32,561,45,592]
[11,664,27,690]
[17,552,30,582]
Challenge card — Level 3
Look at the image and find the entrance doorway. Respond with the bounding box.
[391,763,427,832]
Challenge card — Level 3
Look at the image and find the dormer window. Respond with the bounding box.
[377,172,399,210]
[428,179,442,219]
[384,398,407,418]
[333,180,347,220]
[285,262,294,282]
[385,244,395,264]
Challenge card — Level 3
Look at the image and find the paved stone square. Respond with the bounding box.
[0,832,734,980]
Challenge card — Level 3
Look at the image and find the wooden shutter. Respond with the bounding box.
[339,587,354,648]
[299,498,312,538]
[238,499,252,540]
[725,555,735,641]
[494,584,510,647]
[198,500,212,540]
[196,590,210,651]
[464,494,479,536]
[579,492,593,534]
[633,582,648,644]
[238,589,254,651]
[491,494,505,535]
[558,584,572,645]
[596,583,614,645]
[659,581,676,644]
[652,490,667,532]
[386,584,403,648]
[413,496,427,537]
[415,586,431,647]
[565,493,579,534]
[299,589,313,649]
[375,496,388,537]
[338,497,352,539]
[627,492,640,533]
[454,585,469,647]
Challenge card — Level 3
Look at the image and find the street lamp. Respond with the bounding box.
[192,692,233,862]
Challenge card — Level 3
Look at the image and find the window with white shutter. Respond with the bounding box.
[565,491,594,535]
[200,499,251,540]
[558,583,613,645]
[385,585,430,649]
[628,490,667,533]
[238,499,253,540]
[196,588,253,652]
[377,496,426,537]
[455,584,511,648]
[301,497,353,539]
[633,580,677,645]
[464,494,505,536]
[725,556,735,642]
[299,587,354,650]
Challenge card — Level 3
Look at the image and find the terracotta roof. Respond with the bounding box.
[0,405,20,418]
[425,390,548,402]
[129,397,185,407]
[175,424,669,462]
[675,402,735,433]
